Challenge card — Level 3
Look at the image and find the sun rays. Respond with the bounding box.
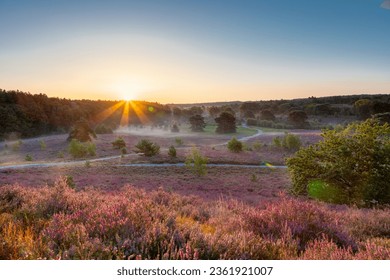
[91,99,152,128]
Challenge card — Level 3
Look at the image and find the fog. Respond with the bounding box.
[115,125,193,138]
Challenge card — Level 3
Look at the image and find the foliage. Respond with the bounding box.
[227,137,243,153]
[12,140,22,151]
[175,138,183,146]
[67,119,97,142]
[272,137,282,147]
[134,139,160,157]
[185,147,208,176]
[168,146,177,158]
[281,133,301,151]
[39,140,46,150]
[260,110,276,121]
[189,114,206,132]
[252,140,263,151]
[288,110,308,128]
[95,124,113,134]
[171,124,180,133]
[215,112,236,133]
[25,154,33,161]
[0,181,389,260]
[68,139,96,158]
[287,119,390,206]
[112,137,126,149]
[354,99,374,120]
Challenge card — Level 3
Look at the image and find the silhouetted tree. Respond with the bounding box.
[189,114,206,132]
[67,119,96,142]
[260,110,276,121]
[215,112,236,133]
[288,110,308,128]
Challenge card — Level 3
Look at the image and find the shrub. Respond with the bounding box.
[272,137,282,147]
[227,137,243,153]
[175,138,183,146]
[252,140,262,151]
[185,147,208,176]
[25,154,33,161]
[134,139,160,157]
[95,124,113,134]
[112,137,126,149]
[287,119,390,206]
[168,146,177,158]
[39,140,46,150]
[282,133,301,151]
[121,147,127,155]
[68,139,95,158]
[171,124,180,133]
[67,119,96,142]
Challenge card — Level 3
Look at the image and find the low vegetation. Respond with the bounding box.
[112,137,126,149]
[134,139,160,157]
[227,137,243,153]
[287,119,390,207]
[68,139,96,158]
[185,147,208,176]
[0,178,388,260]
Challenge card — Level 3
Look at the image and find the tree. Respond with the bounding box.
[215,112,236,133]
[288,110,308,128]
[67,119,96,142]
[189,114,206,132]
[260,110,276,121]
[354,99,374,120]
[287,119,390,207]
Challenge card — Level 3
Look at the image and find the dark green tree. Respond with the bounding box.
[287,119,390,207]
[215,112,236,134]
[189,114,206,132]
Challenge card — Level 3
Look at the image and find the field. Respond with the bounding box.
[0,126,389,260]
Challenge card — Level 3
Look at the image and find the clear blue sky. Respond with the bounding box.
[0,0,389,103]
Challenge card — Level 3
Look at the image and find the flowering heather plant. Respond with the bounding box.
[0,177,389,260]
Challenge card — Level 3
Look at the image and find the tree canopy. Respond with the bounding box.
[287,119,390,207]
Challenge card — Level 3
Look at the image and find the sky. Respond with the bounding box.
[0,0,389,103]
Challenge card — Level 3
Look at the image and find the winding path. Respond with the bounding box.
[0,127,282,171]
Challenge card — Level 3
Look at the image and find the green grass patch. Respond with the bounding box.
[308,180,348,204]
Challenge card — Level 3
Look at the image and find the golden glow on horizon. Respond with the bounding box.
[119,101,130,127]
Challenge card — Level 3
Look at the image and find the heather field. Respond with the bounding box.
[0,177,389,260]
[1,127,389,260]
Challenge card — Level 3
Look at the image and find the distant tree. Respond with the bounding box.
[288,110,308,128]
[67,119,96,142]
[215,112,236,133]
[208,106,221,118]
[354,99,374,120]
[260,110,276,121]
[171,123,180,133]
[168,146,177,158]
[189,114,206,132]
[172,107,182,119]
[240,102,261,115]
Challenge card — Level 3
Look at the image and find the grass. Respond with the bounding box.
[200,124,257,136]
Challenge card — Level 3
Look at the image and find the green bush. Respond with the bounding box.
[287,119,390,207]
[185,147,208,176]
[252,140,262,151]
[112,137,126,149]
[39,140,46,150]
[227,137,243,153]
[134,139,160,157]
[25,154,33,161]
[68,139,96,158]
[175,138,183,146]
[272,137,282,147]
[168,146,177,158]
[95,124,113,134]
[282,133,301,151]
